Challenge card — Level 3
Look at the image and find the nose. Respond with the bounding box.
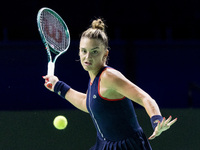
[85,52,91,59]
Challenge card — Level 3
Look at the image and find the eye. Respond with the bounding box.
[81,49,87,54]
[92,50,98,54]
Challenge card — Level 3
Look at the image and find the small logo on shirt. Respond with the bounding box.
[93,95,97,99]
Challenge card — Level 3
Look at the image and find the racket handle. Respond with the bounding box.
[47,62,55,76]
[47,62,55,89]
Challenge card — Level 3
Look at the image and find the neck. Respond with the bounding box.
[88,65,106,83]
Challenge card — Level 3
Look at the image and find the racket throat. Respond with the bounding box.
[47,62,55,75]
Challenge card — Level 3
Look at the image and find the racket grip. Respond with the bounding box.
[47,62,55,76]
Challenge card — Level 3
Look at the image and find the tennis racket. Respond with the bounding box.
[37,7,70,89]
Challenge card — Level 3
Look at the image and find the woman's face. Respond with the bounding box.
[79,37,107,73]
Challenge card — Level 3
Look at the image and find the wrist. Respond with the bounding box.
[54,81,71,99]
[150,115,163,130]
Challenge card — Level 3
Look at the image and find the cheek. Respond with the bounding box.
[79,54,83,63]
[96,56,105,64]
[79,52,84,58]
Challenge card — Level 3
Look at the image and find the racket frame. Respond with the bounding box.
[37,7,70,76]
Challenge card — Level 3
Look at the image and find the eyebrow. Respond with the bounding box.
[80,47,99,50]
[91,47,99,50]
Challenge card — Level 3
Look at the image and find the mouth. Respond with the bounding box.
[84,61,92,66]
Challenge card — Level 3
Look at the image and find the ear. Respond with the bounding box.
[104,49,109,58]
[102,50,109,63]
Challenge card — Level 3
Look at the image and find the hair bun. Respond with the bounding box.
[92,19,105,31]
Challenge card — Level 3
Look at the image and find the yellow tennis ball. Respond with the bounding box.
[53,115,68,130]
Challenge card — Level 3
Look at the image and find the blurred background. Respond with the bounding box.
[0,0,200,149]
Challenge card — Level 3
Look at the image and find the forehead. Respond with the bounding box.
[80,38,104,49]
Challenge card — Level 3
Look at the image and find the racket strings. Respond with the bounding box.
[40,11,69,53]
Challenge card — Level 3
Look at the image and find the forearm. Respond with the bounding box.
[65,88,88,113]
[139,94,165,131]
[43,76,88,113]
[53,81,88,113]
[142,96,162,118]
[129,86,162,118]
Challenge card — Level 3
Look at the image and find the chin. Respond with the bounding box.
[82,65,92,71]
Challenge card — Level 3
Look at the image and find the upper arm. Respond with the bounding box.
[101,68,162,117]
[101,69,151,106]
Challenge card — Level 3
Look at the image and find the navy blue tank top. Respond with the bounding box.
[86,66,141,141]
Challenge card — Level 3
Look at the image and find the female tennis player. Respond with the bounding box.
[43,19,177,150]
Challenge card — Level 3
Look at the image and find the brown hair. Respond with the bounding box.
[81,19,108,49]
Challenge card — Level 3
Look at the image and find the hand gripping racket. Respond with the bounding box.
[37,7,70,89]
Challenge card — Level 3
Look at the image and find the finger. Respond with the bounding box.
[156,121,161,129]
[42,75,51,79]
[44,78,49,84]
[148,133,156,140]
[42,76,47,79]
[165,116,172,124]
[149,130,159,140]
[148,136,155,140]
[160,117,165,128]
[168,118,177,126]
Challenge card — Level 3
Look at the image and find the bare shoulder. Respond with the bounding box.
[101,68,123,79]
[101,68,126,88]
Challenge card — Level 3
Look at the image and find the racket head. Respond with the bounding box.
[37,7,70,55]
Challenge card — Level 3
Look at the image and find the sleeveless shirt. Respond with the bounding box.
[86,66,152,150]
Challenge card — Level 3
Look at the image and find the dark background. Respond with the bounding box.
[0,0,200,149]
